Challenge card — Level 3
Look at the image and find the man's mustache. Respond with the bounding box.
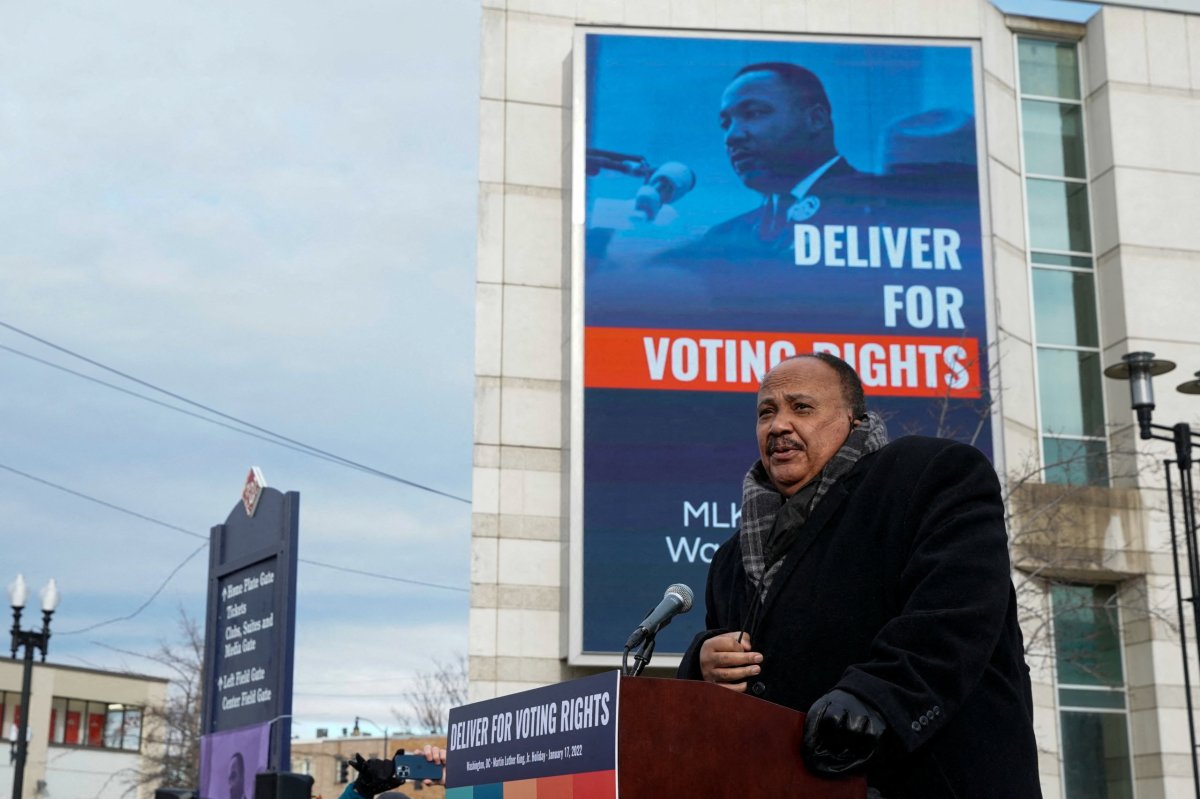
[768,435,803,454]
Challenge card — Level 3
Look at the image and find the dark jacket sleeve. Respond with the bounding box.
[836,441,1012,751]
[676,535,738,680]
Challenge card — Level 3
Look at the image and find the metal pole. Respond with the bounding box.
[1179,474,1200,629]
[11,639,35,799]
[1176,425,1200,634]
[1178,425,1200,799]
[1179,468,1200,619]
[1166,465,1200,797]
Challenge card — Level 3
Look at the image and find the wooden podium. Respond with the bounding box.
[445,672,866,798]
[616,676,865,798]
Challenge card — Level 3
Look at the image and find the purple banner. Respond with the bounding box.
[199,721,271,799]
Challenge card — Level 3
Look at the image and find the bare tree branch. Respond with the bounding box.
[391,654,467,735]
[133,609,205,791]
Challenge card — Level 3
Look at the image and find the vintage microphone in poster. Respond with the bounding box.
[573,32,993,660]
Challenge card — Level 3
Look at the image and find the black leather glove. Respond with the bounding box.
[349,753,402,798]
[802,688,887,776]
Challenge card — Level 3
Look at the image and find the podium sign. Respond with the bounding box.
[445,674,865,799]
[446,671,619,796]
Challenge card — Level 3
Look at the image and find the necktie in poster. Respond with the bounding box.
[576,33,991,656]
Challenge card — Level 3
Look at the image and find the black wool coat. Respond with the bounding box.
[678,436,1042,799]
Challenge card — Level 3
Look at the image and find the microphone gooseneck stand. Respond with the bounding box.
[621,583,694,677]
[622,632,657,677]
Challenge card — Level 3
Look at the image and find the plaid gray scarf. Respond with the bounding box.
[740,411,889,598]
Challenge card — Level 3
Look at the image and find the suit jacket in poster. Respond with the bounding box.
[678,436,1042,799]
[697,157,866,258]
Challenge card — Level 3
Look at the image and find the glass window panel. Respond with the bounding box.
[1019,38,1081,100]
[122,707,142,751]
[2,692,25,741]
[104,705,125,749]
[65,699,86,745]
[1044,436,1108,486]
[1022,100,1086,178]
[49,697,66,744]
[86,702,106,747]
[1061,710,1134,799]
[1053,584,1124,686]
[1037,348,1105,437]
[1032,251,1093,270]
[1059,687,1126,710]
[1033,269,1099,347]
[1028,178,1092,253]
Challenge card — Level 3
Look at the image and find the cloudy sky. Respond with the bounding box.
[0,0,1099,747]
[0,0,478,738]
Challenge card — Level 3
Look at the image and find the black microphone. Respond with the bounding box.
[624,583,694,648]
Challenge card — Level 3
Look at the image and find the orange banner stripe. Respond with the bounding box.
[584,327,982,398]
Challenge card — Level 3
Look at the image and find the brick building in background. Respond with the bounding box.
[291,733,446,799]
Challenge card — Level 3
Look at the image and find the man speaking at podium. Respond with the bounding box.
[678,353,1040,798]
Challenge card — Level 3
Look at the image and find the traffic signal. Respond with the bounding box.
[338,759,350,784]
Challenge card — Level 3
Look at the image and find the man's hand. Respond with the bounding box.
[348,753,400,798]
[699,631,762,691]
[802,689,886,776]
[411,743,447,786]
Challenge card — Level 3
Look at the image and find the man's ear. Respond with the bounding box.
[804,103,831,133]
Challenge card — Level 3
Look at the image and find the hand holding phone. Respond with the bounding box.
[393,751,444,783]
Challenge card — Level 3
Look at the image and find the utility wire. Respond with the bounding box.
[0,462,207,541]
[298,559,467,592]
[294,691,414,698]
[0,460,469,633]
[56,543,208,636]
[295,675,426,686]
[0,321,469,503]
[0,344,367,473]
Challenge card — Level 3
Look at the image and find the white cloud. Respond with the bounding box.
[0,0,482,732]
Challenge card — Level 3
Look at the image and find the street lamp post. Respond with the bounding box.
[352,715,389,760]
[7,575,58,799]
[1104,351,1200,799]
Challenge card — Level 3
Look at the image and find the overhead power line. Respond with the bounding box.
[0,461,466,592]
[0,344,365,472]
[0,462,207,541]
[297,559,469,592]
[57,543,209,635]
[293,690,414,698]
[0,321,469,504]
[0,460,468,635]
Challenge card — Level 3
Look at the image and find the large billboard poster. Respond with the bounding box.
[575,32,991,658]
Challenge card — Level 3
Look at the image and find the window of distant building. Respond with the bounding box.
[0,691,20,740]
[103,703,142,750]
[1017,37,1108,485]
[47,697,141,751]
[1052,583,1135,798]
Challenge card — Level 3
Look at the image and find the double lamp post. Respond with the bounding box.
[1105,351,1200,799]
[7,575,58,799]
